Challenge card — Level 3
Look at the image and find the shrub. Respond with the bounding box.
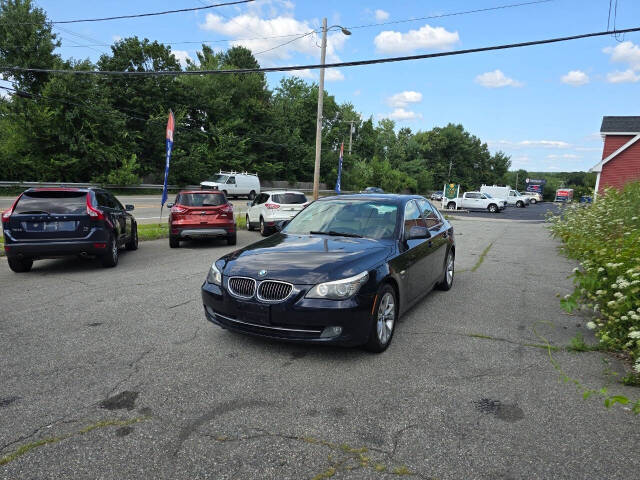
[105,154,141,186]
[548,182,640,375]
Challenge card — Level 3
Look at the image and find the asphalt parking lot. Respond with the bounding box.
[1,215,639,479]
[446,202,562,221]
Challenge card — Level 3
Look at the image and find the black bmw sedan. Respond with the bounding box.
[201,194,455,352]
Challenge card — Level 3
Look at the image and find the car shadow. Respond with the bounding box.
[25,251,137,274]
[175,238,232,250]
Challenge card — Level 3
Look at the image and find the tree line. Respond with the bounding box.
[1,0,516,193]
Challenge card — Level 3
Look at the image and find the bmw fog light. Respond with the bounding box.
[321,326,343,338]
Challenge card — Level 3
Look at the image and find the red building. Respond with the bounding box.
[591,116,640,198]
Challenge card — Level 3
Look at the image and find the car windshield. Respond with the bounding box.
[271,193,307,204]
[208,174,228,183]
[283,199,398,239]
[178,193,225,207]
[14,191,87,215]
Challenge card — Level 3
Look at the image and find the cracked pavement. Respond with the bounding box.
[1,210,639,479]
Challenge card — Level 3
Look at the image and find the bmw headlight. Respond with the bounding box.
[207,262,222,285]
[306,271,369,300]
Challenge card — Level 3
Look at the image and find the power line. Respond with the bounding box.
[2,26,638,77]
[345,0,555,30]
[253,31,316,56]
[0,0,555,51]
[1,0,254,25]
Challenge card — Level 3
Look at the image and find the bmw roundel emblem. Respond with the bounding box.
[258,269,267,277]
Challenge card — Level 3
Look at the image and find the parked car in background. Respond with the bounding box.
[480,185,529,207]
[446,192,506,213]
[523,191,543,204]
[200,171,260,200]
[579,195,593,203]
[555,188,574,203]
[430,191,443,201]
[2,188,137,272]
[360,187,385,194]
[168,190,235,248]
[202,194,455,352]
[246,190,309,237]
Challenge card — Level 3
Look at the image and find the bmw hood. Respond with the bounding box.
[219,233,392,284]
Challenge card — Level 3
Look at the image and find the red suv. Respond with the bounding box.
[168,190,235,248]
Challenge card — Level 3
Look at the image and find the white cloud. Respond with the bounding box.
[200,13,348,64]
[375,9,390,21]
[354,89,361,96]
[325,68,344,82]
[287,69,315,80]
[386,90,422,108]
[382,108,423,121]
[561,70,589,86]
[112,35,122,42]
[606,69,640,83]
[172,50,192,67]
[547,153,580,159]
[603,41,640,70]
[374,24,459,54]
[488,139,571,149]
[475,70,523,88]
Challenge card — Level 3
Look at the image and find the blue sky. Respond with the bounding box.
[24,0,640,172]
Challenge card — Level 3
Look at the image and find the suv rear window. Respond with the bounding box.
[14,191,87,215]
[271,193,307,204]
[177,193,226,207]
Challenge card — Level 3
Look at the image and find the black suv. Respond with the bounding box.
[2,188,138,272]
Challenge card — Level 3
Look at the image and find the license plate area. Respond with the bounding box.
[22,221,78,232]
[237,303,270,325]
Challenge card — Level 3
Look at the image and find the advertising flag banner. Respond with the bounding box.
[161,110,175,207]
[335,142,344,194]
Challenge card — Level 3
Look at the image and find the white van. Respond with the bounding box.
[200,171,261,200]
[480,185,529,208]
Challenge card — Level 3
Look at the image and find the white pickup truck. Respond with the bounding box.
[445,192,507,213]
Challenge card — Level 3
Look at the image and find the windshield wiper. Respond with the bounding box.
[309,230,363,238]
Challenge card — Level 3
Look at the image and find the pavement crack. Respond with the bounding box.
[174,326,201,346]
[168,299,195,310]
[107,348,154,397]
[470,241,494,272]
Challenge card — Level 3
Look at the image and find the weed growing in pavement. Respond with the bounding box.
[547,182,640,384]
[568,333,606,352]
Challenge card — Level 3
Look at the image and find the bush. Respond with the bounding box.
[105,154,141,186]
[548,183,640,375]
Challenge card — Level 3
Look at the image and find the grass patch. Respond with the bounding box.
[0,417,149,466]
[471,241,493,272]
[568,333,605,352]
[137,223,169,241]
[235,214,247,230]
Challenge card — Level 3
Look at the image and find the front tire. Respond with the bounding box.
[364,284,397,353]
[101,235,119,268]
[248,191,256,200]
[125,224,138,251]
[516,200,524,208]
[8,257,33,273]
[227,233,237,246]
[530,198,537,204]
[488,204,498,213]
[259,217,269,237]
[447,201,457,210]
[437,250,455,291]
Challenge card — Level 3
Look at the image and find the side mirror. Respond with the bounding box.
[275,220,290,232]
[125,204,135,211]
[406,225,430,241]
[166,203,174,208]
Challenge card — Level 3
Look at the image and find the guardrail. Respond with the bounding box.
[0,181,354,195]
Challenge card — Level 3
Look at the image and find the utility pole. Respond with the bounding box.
[515,170,519,190]
[312,18,327,201]
[347,121,355,155]
[312,21,351,200]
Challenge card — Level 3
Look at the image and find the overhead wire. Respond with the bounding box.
[2,26,638,77]
[0,0,255,25]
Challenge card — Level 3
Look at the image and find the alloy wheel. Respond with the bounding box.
[376,292,395,345]
[446,253,454,286]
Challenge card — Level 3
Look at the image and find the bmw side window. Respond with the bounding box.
[418,199,441,229]
[404,200,426,234]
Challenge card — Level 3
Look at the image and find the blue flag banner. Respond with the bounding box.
[161,110,175,207]
[335,142,344,194]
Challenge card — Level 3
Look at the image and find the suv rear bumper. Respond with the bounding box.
[171,225,235,239]
[4,240,110,259]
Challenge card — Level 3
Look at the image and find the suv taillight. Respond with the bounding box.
[265,203,280,209]
[171,205,188,214]
[1,195,22,224]
[86,194,105,220]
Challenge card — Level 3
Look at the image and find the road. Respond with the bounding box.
[446,202,562,221]
[0,195,253,225]
[1,216,638,479]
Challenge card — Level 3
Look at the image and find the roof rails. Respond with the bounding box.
[218,170,259,177]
